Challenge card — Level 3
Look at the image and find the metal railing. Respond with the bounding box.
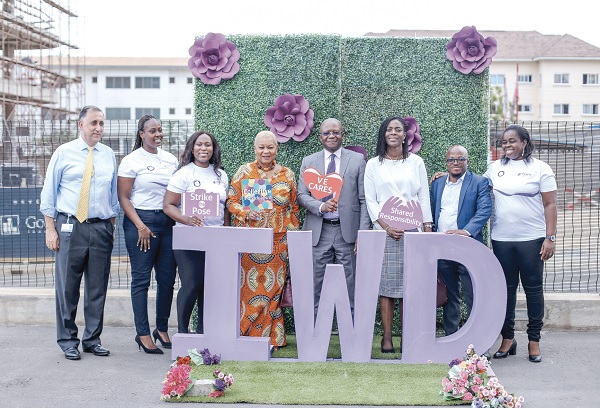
[1,120,598,292]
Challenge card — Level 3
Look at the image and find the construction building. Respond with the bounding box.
[0,0,81,184]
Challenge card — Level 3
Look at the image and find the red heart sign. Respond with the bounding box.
[302,167,344,200]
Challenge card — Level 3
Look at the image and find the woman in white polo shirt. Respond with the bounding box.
[485,124,557,363]
[163,130,229,334]
[118,115,178,354]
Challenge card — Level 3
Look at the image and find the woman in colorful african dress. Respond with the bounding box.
[226,130,300,348]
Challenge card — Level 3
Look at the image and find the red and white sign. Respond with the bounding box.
[302,167,343,200]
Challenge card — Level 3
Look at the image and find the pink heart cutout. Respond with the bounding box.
[302,167,344,200]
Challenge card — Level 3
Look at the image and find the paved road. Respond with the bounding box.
[1,324,596,407]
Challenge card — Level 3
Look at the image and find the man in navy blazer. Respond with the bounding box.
[298,118,370,318]
[430,145,492,335]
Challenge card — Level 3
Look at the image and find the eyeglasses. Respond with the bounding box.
[446,157,467,163]
[320,131,342,137]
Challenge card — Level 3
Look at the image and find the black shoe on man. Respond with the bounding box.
[83,344,110,356]
[64,347,81,360]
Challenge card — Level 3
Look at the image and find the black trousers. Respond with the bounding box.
[54,213,113,351]
[492,238,545,342]
[173,250,205,333]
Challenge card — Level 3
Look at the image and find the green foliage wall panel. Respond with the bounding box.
[193,34,489,180]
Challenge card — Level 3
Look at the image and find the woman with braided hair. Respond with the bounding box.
[118,115,178,354]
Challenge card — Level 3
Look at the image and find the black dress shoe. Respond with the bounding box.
[493,339,517,359]
[64,347,81,360]
[482,351,491,360]
[152,328,172,349]
[83,344,110,356]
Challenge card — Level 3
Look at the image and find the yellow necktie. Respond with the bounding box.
[76,146,94,223]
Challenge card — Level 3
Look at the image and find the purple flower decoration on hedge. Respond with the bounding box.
[404,116,422,153]
[188,32,240,85]
[264,94,315,143]
[446,26,497,75]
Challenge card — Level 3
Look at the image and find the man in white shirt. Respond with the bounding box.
[430,145,492,336]
[40,106,119,360]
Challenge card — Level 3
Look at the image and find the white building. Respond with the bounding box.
[366,30,600,122]
[82,57,194,121]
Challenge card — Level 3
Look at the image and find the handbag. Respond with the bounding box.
[437,275,448,307]
[280,274,293,308]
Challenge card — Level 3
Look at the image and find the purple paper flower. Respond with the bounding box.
[188,32,240,85]
[446,26,497,75]
[403,116,422,153]
[264,94,315,143]
[211,354,221,365]
[214,379,226,392]
[203,355,212,365]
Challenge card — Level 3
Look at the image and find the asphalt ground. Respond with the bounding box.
[1,324,597,408]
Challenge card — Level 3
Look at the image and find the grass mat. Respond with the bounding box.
[169,336,462,405]
[177,361,460,405]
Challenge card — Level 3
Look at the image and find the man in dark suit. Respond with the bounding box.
[298,118,371,317]
[430,145,492,335]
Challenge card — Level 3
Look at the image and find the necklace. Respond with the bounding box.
[384,152,403,164]
[256,160,276,171]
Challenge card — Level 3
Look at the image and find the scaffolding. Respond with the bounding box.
[0,0,81,121]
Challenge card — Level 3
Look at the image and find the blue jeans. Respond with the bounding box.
[438,260,473,336]
[123,210,176,336]
[492,238,545,342]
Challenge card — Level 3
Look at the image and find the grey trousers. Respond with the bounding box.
[54,213,113,351]
[312,222,356,317]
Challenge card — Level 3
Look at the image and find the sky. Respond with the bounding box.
[73,0,600,58]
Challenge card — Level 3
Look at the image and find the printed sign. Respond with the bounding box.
[302,167,343,200]
[242,179,273,211]
[182,189,220,217]
[378,197,423,230]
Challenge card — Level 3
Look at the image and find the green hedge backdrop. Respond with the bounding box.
[192,34,490,335]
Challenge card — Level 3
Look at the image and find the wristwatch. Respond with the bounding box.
[545,235,556,242]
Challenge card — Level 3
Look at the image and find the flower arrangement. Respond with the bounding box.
[471,377,525,408]
[441,345,524,407]
[264,93,315,143]
[189,347,221,365]
[446,26,497,75]
[188,32,241,85]
[160,363,193,400]
[209,368,235,398]
[160,348,234,400]
[403,116,422,153]
[441,344,491,402]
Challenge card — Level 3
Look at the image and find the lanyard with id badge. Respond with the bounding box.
[61,214,74,234]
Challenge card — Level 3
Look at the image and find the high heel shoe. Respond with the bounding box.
[381,339,395,354]
[135,335,163,354]
[493,339,517,359]
[528,342,542,363]
[153,328,172,349]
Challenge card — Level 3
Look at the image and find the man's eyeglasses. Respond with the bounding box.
[446,157,467,163]
[320,131,342,137]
